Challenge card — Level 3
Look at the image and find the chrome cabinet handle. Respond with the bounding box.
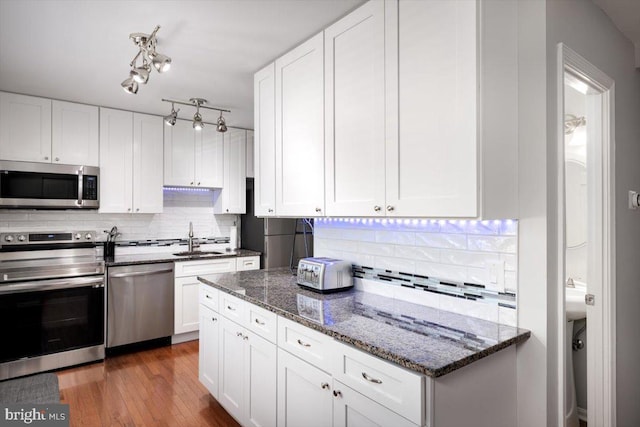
[315,207,322,213]
[333,390,342,398]
[297,339,311,347]
[321,383,330,390]
[362,372,383,384]
[254,318,265,326]
[237,332,243,337]
[268,208,274,213]
[190,181,194,185]
[243,335,249,341]
[55,157,59,161]
[227,305,236,311]
[44,156,49,160]
[205,295,213,299]
[386,205,394,212]
[373,205,381,212]
[197,182,200,185]
[212,317,217,322]
[136,208,140,212]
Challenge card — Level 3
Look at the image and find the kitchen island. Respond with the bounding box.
[197,268,530,427]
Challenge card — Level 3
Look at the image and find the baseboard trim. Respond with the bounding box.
[577,406,587,421]
[172,331,199,344]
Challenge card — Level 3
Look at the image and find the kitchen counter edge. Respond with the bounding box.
[105,249,261,267]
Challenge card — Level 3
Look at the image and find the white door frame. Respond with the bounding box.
[556,43,616,427]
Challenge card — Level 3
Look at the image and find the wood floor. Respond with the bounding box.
[56,341,240,427]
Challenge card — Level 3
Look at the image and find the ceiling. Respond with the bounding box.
[0,0,364,130]
[593,0,640,67]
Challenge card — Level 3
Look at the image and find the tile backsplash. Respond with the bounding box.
[314,218,518,326]
[0,189,237,242]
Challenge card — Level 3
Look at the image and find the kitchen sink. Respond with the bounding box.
[173,250,225,257]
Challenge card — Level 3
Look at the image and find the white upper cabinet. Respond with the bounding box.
[0,92,52,163]
[164,120,223,188]
[132,113,164,213]
[324,0,386,217]
[0,93,99,166]
[197,126,224,188]
[254,63,277,216]
[99,108,163,213]
[214,128,246,214]
[386,0,477,217]
[275,33,325,217]
[164,119,195,187]
[246,130,254,179]
[52,100,99,166]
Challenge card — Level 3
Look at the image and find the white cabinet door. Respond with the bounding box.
[133,113,163,213]
[324,0,386,217]
[175,277,201,334]
[0,92,51,163]
[51,100,99,166]
[254,63,277,216]
[277,348,333,427]
[386,0,477,217]
[332,381,418,427]
[199,304,220,398]
[245,130,254,179]
[99,108,133,213]
[215,128,246,214]
[218,316,246,423]
[243,330,277,427]
[197,126,223,188]
[164,119,196,187]
[275,33,325,217]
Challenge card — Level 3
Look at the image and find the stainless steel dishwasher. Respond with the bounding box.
[107,263,174,348]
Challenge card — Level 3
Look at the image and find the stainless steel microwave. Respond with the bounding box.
[0,161,99,209]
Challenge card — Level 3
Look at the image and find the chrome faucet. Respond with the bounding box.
[188,222,194,252]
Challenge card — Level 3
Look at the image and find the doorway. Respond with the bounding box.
[557,44,616,427]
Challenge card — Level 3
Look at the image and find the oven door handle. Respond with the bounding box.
[109,268,173,279]
[0,276,104,295]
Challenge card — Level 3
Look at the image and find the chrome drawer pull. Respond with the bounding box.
[227,305,236,311]
[321,382,330,390]
[362,372,383,384]
[237,332,243,337]
[333,390,342,398]
[206,295,213,299]
[243,335,249,341]
[212,317,217,322]
[297,339,311,347]
[254,318,266,326]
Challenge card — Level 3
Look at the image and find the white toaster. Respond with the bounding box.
[296,257,353,292]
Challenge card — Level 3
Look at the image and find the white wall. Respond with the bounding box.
[546,0,640,425]
[0,190,238,242]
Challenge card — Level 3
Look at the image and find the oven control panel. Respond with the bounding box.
[0,231,95,247]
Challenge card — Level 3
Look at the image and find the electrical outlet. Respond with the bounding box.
[487,261,505,292]
[629,190,640,210]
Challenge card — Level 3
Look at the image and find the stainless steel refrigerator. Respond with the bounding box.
[241,179,313,269]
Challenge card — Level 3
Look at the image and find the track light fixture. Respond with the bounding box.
[121,25,171,94]
[161,98,230,132]
[163,103,179,126]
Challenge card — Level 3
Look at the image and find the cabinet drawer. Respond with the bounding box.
[236,256,259,271]
[199,284,219,312]
[246,303,277,344]
[333,341,424,426]
[219,292,246,326]
[278,316,334,373]
[175,258,236,277]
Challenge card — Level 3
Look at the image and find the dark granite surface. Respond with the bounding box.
[105,249,261,267]
[198,268,530,378]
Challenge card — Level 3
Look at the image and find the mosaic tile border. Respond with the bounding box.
[352,265,517,310]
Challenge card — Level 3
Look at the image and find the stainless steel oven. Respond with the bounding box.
[0,160,99,209]
[0,231,105,380]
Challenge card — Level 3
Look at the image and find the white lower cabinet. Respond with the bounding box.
[277,348,333,427]
[332,381,417,427]
[175,259,237,336]
[219,315,277,427]
[199,303,220,398]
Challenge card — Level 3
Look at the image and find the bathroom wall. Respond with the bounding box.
[0,189,238,242]
[313,218,518,326]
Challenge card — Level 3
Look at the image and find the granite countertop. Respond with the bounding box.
[198,268,530,378]
[105,249,261,267]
